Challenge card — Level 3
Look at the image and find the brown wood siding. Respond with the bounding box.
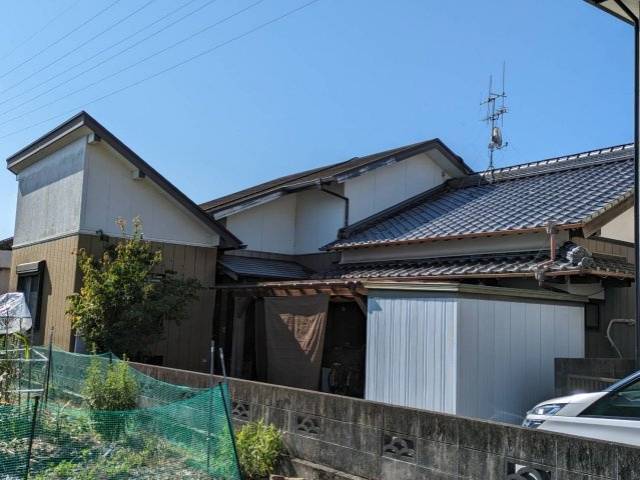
[77,235,218,372]
[573,236,635,264]
[9,235,81,348]
[571,236,636,358]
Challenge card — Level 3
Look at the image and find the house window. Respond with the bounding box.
[16,261,45,331]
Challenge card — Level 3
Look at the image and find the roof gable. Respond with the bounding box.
[6,111,241,248]
[327,145,635,250]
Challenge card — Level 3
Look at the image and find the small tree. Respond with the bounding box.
[67,217,200,357]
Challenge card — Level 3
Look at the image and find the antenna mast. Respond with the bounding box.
[481,62,509,173]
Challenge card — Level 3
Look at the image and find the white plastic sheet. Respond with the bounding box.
[0,292,32,334]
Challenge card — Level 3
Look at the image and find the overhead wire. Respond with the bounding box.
[0,0,323,141]
[0,0,215,108]
[0,0,83,63]
[0,0,267,126]
[0,0,157,96]
[0,0,123,81]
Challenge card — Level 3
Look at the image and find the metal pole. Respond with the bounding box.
[206,341,215,472]
[24,395,40,480]
[43,328,53,405]
[634,17,640,371]
[220,382,243,480]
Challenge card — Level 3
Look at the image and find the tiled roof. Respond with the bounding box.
[218,255,310,280]
[200,139,471,213]
[328,145,634,250]
[316,251,634,280]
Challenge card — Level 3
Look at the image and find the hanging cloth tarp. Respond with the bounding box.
[0,292,32,334]
[263,295,329,390]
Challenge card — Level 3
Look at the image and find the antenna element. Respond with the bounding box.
[481,62,509,173]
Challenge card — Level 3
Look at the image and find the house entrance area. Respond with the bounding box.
[214,281,367,398]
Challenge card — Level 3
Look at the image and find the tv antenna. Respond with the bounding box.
[481,62,509,174]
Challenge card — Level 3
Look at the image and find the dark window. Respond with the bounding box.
[581,377,640,419]
[16,262,44,331]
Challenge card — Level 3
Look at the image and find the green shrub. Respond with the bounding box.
[82,355,138,439]
[83,356,138,411]
[236,420,283,479]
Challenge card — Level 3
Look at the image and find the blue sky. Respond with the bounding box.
[0,0,633,239]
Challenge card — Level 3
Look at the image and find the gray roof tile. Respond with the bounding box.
[219,255,310,280]
[316,251,634,280]
[329,146,634,249]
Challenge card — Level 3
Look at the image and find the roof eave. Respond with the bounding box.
[324,223,585,251]
[203,138,472,216]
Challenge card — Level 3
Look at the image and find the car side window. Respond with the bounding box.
[581,378,640,419]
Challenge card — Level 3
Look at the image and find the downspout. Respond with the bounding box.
[320,185,349,228]
[533,221,558,285]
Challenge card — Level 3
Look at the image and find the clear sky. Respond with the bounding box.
[0,0,633,239]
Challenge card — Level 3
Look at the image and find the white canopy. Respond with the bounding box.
[0,292,32,334]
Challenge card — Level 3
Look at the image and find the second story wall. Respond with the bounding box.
[600,207,633,243]
[294,189,345,255]
[13,138,86,247]
[222,151,452,255]
[344,152,449,224]
[225,194,297,254]
[81,142,220,247]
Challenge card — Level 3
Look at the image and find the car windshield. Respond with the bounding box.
[606,371,640,392]
[582,375,640,419]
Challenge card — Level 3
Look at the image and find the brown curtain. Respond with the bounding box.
[263,295,329,390]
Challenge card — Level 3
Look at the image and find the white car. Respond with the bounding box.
[523,370,640,446]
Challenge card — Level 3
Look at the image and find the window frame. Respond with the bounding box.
[16,260,45,331]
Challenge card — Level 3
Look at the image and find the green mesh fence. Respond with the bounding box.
[0,348,242,479]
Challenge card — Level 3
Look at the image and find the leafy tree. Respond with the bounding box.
[67,217,201,357]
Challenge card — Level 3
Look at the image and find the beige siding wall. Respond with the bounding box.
[9,234,218,372]
[9,235,81,348]
[78,235,218,372]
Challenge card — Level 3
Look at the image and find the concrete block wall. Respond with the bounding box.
[132,362,640,480]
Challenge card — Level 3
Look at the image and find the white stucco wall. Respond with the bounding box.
[600,207,633,243]
[81,142,219,247]
[294,189,345,255]
[223,152,451,255]
[13,138,86,247]
[225,194,297,254]
[344,152,449,224]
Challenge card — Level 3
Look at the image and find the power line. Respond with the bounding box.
[0,0,265,125]
[0,0,323,141]
[0,0,157,95]
[0,0,122,81]
[0,0,82,63]
[0,0,214,107]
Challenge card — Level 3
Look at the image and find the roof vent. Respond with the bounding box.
[132,169,146,181]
